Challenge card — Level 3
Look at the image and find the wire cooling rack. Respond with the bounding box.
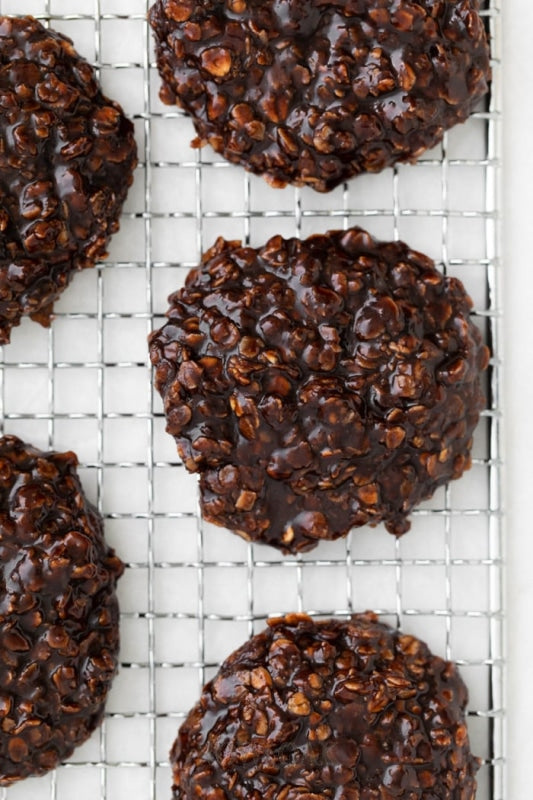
[0,1,503,798]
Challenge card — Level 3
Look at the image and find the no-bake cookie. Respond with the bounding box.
[149,0,490,191]
[171,613,479,800]
[149,227,489,553]
[0,16,137,342]
[0,435,123,784]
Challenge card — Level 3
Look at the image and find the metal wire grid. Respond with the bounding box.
[0,1,503,799]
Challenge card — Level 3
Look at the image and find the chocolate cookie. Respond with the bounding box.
[149,227,489,553]
[0,16,137,343]
[148,0,490,191]
[0,435,124,785]
[171,613,479,800]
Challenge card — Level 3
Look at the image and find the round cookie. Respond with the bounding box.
[0,16,137,343]
[148,0,490,191]
[149,227,489,553]
[0,435,123,784]
[171,613,479,800]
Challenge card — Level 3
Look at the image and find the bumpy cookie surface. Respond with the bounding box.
[0,436,123,784]
[149,0,490,191]
[0,16,137,342]
[149,227,489,553]
[171,613,479,800]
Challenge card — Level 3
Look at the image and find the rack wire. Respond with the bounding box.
[0,1,503,798]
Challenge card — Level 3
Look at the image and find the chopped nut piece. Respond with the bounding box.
[250,667,272,690]
[164,0,193,22]
[235,490,257,511]
[287,692,311,716]
[280,527,294,545]
[149,228,488,553]
[170,614,479,800]
[201,47,232,78]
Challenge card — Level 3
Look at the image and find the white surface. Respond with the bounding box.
[0,2,505,799]
[503,1,533,798]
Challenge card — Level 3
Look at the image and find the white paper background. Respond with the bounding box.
[503,1,533,798]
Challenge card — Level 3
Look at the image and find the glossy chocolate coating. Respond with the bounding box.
[0,436,123,785]
[149,0,490,191]
[171,613,479,800]
[0,16,137,343]
[150,227,489,553]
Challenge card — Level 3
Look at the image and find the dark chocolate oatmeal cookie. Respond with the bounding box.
[0,435,123,784]
[149,0,490,191]
[150,227,489,554]
[171,613,479,800]
[0,16,137,343]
